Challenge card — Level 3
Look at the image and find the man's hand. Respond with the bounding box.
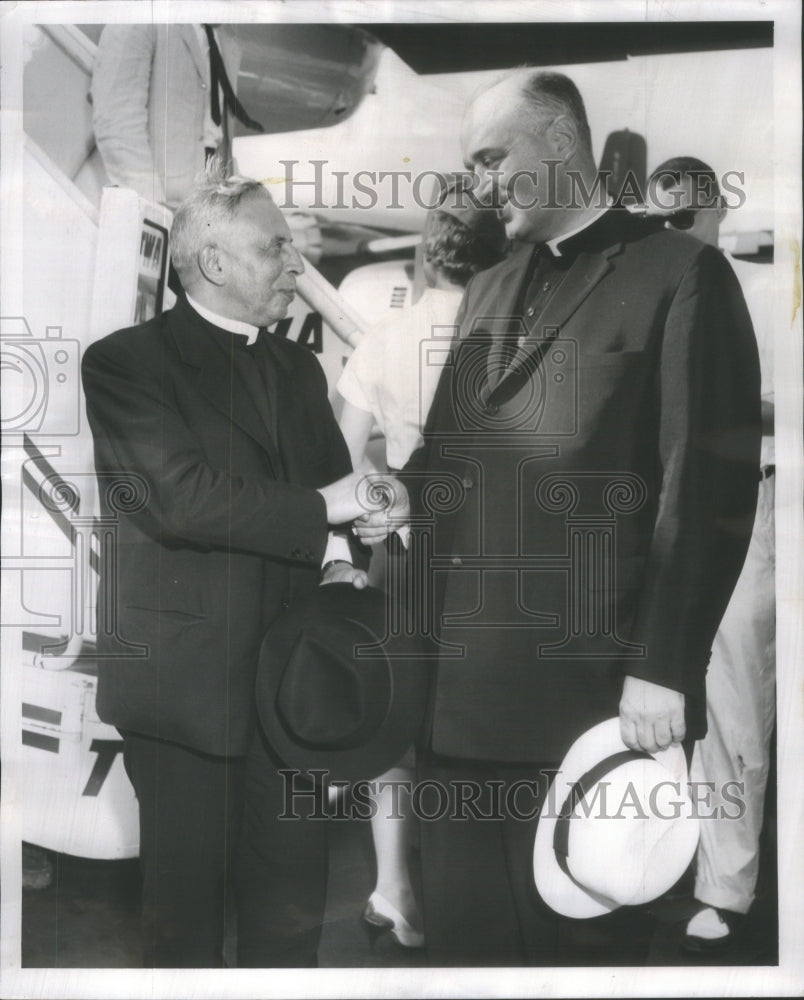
[319,471,409,541]
[320,560,368,589]
[353,477,410,545]
[619,675,685,753]
[353,509,393,545]
[317,471,368,525]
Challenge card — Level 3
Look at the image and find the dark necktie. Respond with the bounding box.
[203,25,264,133]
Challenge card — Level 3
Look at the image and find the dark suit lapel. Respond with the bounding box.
[253,333,297,470]
[167,300,284,473]
[485,243,535,320]
[478,244,534,392]
[489,246,618,401]
[199,358,283,467]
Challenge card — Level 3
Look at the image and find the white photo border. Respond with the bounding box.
[1,1,801,997]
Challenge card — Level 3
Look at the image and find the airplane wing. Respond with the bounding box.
[363,20,772,74]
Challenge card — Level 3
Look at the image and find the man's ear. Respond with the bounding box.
[549,114,577,162]
[198,244,226,286]
[715,197,728,226]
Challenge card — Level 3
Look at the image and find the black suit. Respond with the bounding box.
[403,210,761,962]
[82,296,356,965]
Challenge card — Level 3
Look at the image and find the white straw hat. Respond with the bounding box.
[533,718,700,918]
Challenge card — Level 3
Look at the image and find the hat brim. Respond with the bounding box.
[257,584,427,785]
[533,717,690,919]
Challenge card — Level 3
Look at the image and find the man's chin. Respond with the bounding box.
[505,215,549,244]
[503,212,537,242]
[506,222,539,244]
[263,299,293,326]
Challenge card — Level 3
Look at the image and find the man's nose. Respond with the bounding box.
[475,169,494,202]
[285,244,305,275]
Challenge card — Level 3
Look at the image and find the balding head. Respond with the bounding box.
[461,70,598,243]
[464,70,593,160]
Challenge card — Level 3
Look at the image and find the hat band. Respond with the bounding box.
[553,748,653,880]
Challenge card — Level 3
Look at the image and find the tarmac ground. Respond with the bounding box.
[21,797,777,970]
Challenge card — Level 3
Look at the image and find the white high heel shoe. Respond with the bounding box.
[362,891,425,949]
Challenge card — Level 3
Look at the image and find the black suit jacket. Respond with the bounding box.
[404,211,761,763]
[82,296,357,756]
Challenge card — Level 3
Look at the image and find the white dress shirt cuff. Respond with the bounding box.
[322,532,353,568]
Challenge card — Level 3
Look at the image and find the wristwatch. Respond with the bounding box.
[321,559,352,576]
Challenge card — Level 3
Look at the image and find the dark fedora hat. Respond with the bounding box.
[256,583,427,784]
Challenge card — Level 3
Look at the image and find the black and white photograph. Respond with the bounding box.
[1,1,801,997]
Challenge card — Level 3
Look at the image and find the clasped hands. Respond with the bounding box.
[318,469,410,546]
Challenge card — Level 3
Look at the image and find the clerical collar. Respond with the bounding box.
[185,293,259,345]
[545,200,614,257]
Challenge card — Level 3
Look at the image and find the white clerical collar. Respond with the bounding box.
[546,199,614,257]
[185,293,259,345]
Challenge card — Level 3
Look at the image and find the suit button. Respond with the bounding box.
[526,307,535,317]
[280,600,289,609]
[451,556,463,566]
[462,476,474,489]
[485,403,499,416]
[291,547,301,558]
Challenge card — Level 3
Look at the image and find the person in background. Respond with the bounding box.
[649,157,776,955]
[91,24,261,211]
[336,190,506,949]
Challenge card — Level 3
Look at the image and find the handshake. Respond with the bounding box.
[318,469,410,545]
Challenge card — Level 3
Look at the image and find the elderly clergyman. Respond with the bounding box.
[359,70,762,964]
[82,164,378,967]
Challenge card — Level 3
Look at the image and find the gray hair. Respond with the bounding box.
[170,157,270,275]
[516,71,593,153]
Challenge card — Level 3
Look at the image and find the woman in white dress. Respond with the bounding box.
[337,192,507,949]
